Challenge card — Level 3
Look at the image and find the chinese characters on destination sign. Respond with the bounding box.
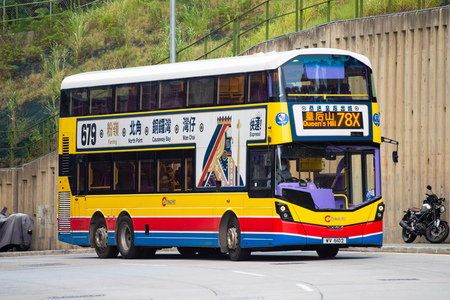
[302,111,363,129]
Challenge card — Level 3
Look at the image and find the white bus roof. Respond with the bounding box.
[61,48,372,90]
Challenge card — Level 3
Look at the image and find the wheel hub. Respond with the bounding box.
[120,225,132,251]
[227,226,238,250]
[430,226,443,237]
[95,226,108,249]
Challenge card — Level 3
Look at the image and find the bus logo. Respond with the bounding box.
[325,215,346,222]
[276,113,289,126]
[162,197,176,207]
[373,113,380,127]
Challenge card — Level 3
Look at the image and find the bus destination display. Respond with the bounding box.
[302,111,363,129]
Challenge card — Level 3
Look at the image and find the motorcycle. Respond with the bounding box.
[399,185,449,243]
[0,207,34,251]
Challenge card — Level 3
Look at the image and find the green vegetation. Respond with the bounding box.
[0,0,445,166]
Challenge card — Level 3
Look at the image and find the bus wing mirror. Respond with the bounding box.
[382,136,399,164]
[392,151,399,163]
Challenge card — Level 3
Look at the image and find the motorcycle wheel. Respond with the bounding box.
[402,228,417,243]
[425,221,449,243]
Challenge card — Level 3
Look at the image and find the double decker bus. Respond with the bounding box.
[58,48,385,260]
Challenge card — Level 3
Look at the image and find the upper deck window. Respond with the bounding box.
[218,74,245,105]
[160,80,184,109]
[187,77,215,107]
[141,82,158,111]
[116,85,138,113]
[248,72,268,103]
[91,87,113,115]
[282,55,372,102]
[70,89,89,116]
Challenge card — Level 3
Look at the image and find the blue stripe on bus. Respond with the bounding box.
[59,230,382,249]
[134,232,219,247]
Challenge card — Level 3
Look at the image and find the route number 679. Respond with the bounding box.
[81,123,97,146]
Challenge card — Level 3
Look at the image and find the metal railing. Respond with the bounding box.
[156,0,432,64]
[1,0,102,30]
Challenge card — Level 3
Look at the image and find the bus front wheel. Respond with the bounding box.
[93,218,119,258]
[116,216,142,259]
[226,217,250,261]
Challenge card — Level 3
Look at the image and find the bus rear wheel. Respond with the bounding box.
[93,218,119,258]
[116,216,142,259]
[226,217,250,261]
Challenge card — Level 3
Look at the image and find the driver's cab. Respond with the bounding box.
[249,144,381,211]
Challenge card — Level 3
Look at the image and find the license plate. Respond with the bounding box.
[323,237,346,244]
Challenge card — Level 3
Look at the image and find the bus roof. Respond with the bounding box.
[61,48,372,90]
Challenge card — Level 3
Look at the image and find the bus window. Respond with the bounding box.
[187,77,215,107]
[185,158,193,191]
[91,87,113,115]
[160,80,184,109]
[141,82,158,111]
[77,162,86,195]
[218,74,245,105]
[89,160,111,192]
[268,70,280,102]
[139,159,155,193]
[366,153,375,198]
[71,89,89,116]
[158,160,180,192]
[349,152,376,206]
[248,72,268,103]
[249,151,272,198]
[114,160,136,192]
[281,55,370,102]
[116,85,138,113]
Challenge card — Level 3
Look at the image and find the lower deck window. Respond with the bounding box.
[89,161,111,191]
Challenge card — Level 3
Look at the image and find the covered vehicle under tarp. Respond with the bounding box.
[0,207,34,251]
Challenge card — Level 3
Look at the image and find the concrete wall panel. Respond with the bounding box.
[0,152,78,251]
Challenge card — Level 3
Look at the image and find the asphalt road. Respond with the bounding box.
[1,248,450,300]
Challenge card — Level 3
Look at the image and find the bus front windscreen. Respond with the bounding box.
[282,55,372,102]
[275,144,380,210]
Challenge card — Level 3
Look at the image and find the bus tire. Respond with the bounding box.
[93,218,119,258]
[226,216,250,261]
[116,216,142,259]
[316,247,339,258]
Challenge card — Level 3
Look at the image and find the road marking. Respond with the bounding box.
[232,271,265,277]
[296,283,315,292]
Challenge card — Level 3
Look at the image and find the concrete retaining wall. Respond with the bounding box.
[0,151,77,251]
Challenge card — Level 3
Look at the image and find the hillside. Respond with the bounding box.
[0,0,445,167]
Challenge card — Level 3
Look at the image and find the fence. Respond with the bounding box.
[1,0,102,30]
[158,0,432,63]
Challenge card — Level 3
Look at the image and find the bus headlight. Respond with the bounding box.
[374,203,385,221]
[275,202,293,222]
